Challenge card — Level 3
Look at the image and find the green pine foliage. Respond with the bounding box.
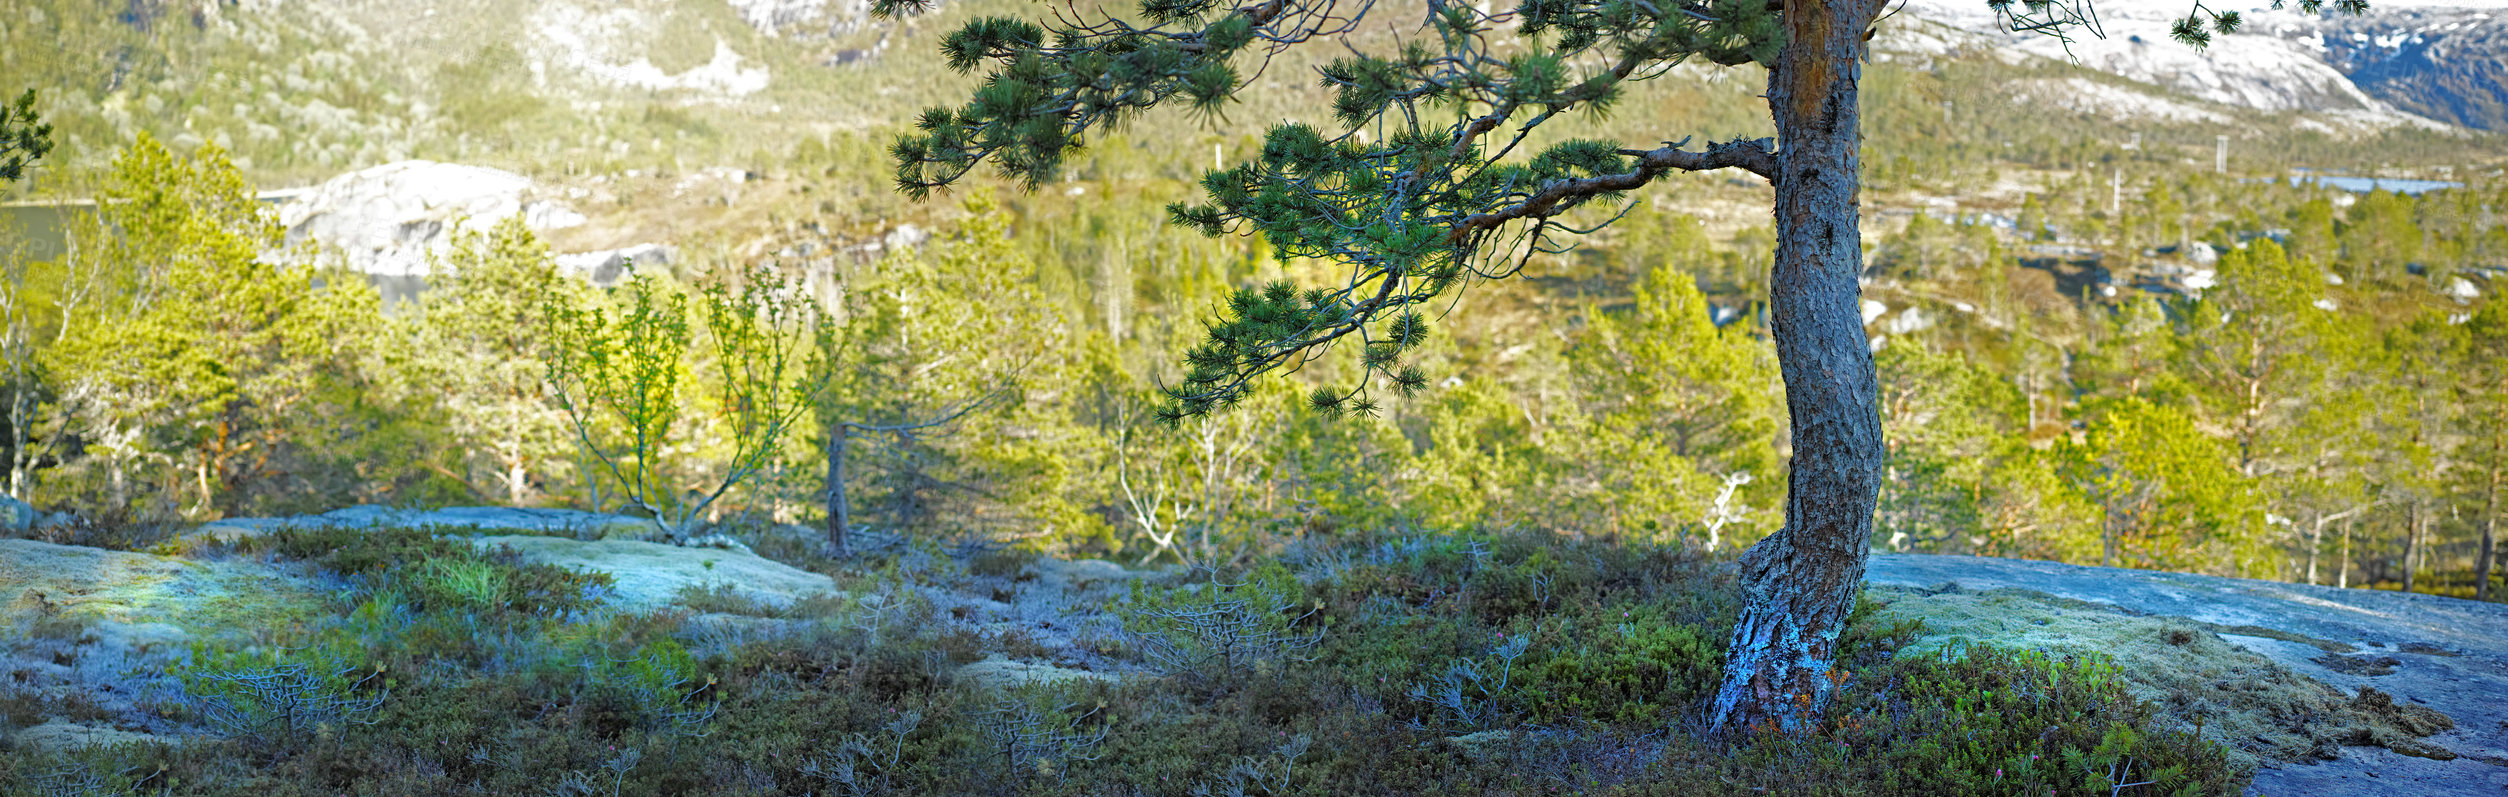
[414,216,584,505]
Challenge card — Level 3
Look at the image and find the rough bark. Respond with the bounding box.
[1705,0,1887,736]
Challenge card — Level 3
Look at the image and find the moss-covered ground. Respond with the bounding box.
[2,526,2403,795]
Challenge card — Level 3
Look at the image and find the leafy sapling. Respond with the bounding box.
[543,262,835,540]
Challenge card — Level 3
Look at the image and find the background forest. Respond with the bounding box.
[0,0,2504,601]
[2,1,2507,795]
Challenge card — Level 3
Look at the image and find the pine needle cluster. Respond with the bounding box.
[882,0,1794,422]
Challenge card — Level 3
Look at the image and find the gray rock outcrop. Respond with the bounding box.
[554,243,671,286]
[953,655,1119,691]
[1868,552,2508,797]
[727,0,941,38]
[192,504,653,543]
[0,492,31,533]
[274,161,585,278]
[465,534,835,615]
[5,720,185,754]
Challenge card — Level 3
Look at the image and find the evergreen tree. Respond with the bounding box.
[2060,397,2258,573]
[414,215,581,504]
[2461,299,2508,601]
[1872,339,2025,554]
[2381,312,2459,594]
[0,89,50,499]
[874,0,2364,731]
[819,194,1054,554]
[2284,198,2338,265]
[2179,240,2327,477]
[2338,189,2423,284]
[0,88,49,183]
[1568,265,1781,548]
[47,133,392,515]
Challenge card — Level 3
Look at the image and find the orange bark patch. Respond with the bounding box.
[1785,0,1837,123]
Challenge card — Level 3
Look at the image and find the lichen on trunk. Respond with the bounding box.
[1705,0,1887,736]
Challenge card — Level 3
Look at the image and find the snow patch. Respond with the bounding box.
[531,3,771,97]
[2013,77,2232,124]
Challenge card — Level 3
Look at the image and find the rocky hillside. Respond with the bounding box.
[2317,5,2508,130]
[1912,0,2508,132]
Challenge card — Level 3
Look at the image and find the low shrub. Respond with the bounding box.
[0,528,2246,797]
[1118,563,1321,688]
[1510,606,1722,725]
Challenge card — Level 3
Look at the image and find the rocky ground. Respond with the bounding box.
[1869,553,2508,797]
[1,507,2501,795]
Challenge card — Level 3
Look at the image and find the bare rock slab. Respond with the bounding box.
[1867,553,2508,797]
[953,655,1119,691]
[3,720,185,754]
[466,535,835,615]
[193,505,652,543]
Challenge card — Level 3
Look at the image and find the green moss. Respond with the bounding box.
[235,526,615,617]
[1509,606,1721,725]
[1865,584,2452,769]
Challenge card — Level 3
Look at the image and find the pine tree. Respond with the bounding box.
[47,133,389,515]
[0,88,50,499]
[2462,300,2508,601]
[818,194,1053,554]
[0,88,49,184]
[1568,265,1781,548]
[414,215,581,505]
[875,0,2364,732]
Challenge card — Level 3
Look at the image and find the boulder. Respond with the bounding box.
[0,492,31,533]
[554,243,672,286]
[1442,729,1568,762]
[682,533,756,558]
[1029,558,1143,597]
[464,535,835,615]
[728,0,933,38]
[274,161,584,278]
[953,655,1118,691]
[4,720,184,754]
[193,505,652,544]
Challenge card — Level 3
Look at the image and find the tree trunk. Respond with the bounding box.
[2337,516,2352,589]
[1706,0,1886,736]
[2306,510,2323,586]
[2482,462,2499,602]
[826,423,852,556]
[2102,506,2119,569]
[2402,501,2421,593]
[505,459,530,506]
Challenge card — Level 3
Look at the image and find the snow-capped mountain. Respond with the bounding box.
[1905,0,2508,130]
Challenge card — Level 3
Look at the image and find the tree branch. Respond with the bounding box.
[1445,137,1774,246]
